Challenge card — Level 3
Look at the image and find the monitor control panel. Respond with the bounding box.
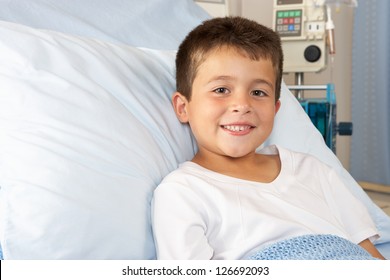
[273,0,327,73]
[275,9,302,37]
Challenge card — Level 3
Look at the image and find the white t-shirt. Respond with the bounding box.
[151,145,379,260]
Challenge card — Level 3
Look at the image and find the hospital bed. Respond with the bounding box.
[0,0,389,260]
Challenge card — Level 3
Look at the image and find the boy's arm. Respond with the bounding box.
[358,239,386,259]
[323,168,380,243]
[151,183,213,260]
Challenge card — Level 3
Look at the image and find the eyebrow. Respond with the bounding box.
[207,75,274,89]
[206,75,233,83]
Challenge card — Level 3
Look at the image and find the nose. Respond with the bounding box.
[231,93,252,114]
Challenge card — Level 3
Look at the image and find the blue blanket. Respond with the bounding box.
[247,234,377,260]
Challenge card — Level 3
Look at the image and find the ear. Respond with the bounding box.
[172,92,190,123]
[274,100,281,115]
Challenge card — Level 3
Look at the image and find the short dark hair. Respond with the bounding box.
[175,16,284,102]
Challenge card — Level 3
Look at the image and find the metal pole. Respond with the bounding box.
[294,72,304,99]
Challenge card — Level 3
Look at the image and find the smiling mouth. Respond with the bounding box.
[221,125,255,132]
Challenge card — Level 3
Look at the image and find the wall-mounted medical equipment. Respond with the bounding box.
[273,0,356,152]
[273,0,357,74]
[273,0,335,73]
[289,84,352,152]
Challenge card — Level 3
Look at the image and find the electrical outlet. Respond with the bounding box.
[307,22,325,33]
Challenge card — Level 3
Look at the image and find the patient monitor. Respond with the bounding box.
[273,0,330,73]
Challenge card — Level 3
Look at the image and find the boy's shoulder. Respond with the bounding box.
[158,161,205,186]
[261,144,326,162]
[154,161,217,199]
[263,144,333,172]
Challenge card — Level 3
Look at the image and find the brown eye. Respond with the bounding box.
[251,90,266,97]
[214,87,229,94]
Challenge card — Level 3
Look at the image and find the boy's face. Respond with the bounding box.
[173,47,280,160]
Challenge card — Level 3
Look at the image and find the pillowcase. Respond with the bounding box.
[1,19,389,259]
[0,0,210,50]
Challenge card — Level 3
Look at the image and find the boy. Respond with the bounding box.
[151,17,384,260]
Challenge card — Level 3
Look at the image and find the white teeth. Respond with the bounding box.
[223,125,250,132]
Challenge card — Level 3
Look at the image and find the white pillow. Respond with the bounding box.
[0,20,389,259]
[0,0,210,50]
[0,20,196,259]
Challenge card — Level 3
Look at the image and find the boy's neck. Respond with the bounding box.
[192,152,281,183]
